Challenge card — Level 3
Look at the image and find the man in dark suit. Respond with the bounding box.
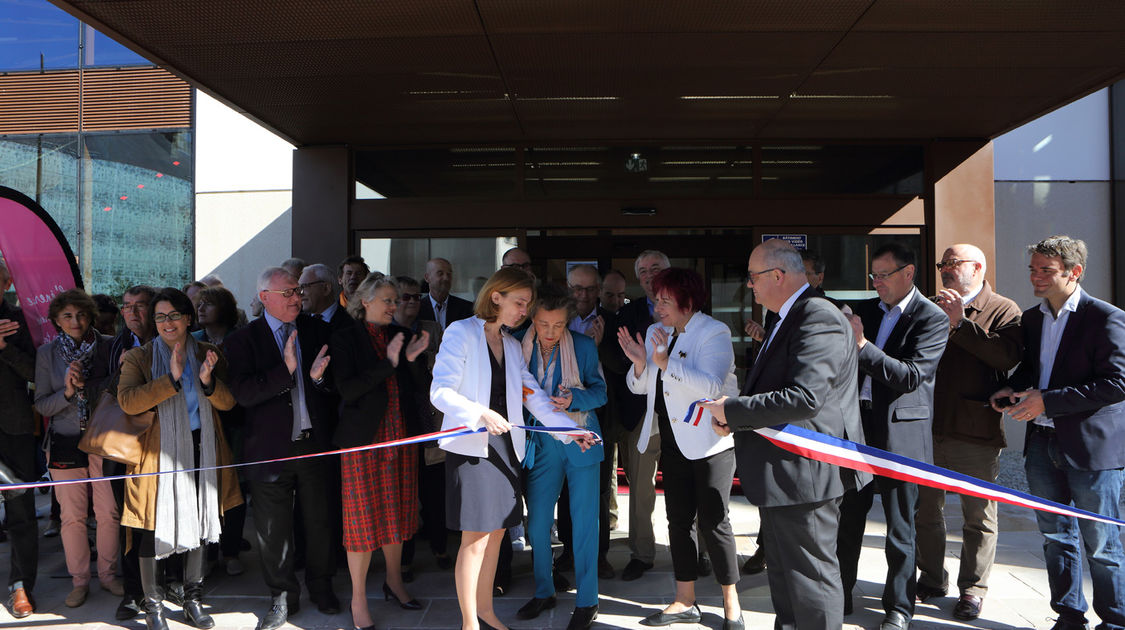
[613,249,669,581]
[838,242,949,630]
[299,263,354,331]
[418,257,473,330]
[704,238,868,630]
[0,262,38,619]
[915,244,1022,620]
[991,235,1125,630]
[224,266,339,630]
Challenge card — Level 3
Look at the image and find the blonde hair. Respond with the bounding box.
[473,268,536,322]
[347,272,397,320]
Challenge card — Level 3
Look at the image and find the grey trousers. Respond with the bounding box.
[624,423,660,564]
[915,436,1001,598]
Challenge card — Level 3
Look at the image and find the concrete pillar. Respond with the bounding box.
[292,145,350,266]
[927,141,996,289]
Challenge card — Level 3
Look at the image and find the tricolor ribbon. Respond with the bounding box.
[682,399,708,427]
[0,424,600,493]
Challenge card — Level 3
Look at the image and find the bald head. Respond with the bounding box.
[939,243,986,295]
[747,239,808,312]
[424,258,453,301]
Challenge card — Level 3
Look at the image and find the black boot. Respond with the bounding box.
[183,548,215,629]
[140,557,170,630]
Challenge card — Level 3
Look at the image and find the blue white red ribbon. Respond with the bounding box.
[682,400,708,426]
[0,424,600,493]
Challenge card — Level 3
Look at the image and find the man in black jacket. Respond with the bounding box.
[224,267,338,630]
[419,258,473,330]
[705,238,868,630]
[0,262,38,619]
[838,242,949,630]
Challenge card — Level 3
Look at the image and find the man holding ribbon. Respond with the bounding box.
[703,238,867,630]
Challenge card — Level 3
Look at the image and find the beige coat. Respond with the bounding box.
[117,341,242,531]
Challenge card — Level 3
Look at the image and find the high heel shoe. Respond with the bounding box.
[382,582,422,610]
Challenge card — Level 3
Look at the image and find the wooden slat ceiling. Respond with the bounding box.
[49,0,1125,146]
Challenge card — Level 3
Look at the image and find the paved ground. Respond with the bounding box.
[0,466,1110,630]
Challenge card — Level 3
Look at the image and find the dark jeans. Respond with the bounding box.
[249,439,337,601]
[1,432,38,592]
[1025,429,1125,630]
[838,479,919,618]
[107,459,143,601]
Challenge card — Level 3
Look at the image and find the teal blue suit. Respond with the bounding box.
[521,331,606,607]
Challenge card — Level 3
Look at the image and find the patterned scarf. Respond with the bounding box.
[521,326,587,428]
[366,323,404,461]
[54,329,97,429]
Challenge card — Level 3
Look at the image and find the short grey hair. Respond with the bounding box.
[257,266,296,293]
[759,239,806,275]
[302,263,336,286]
[567,264,601,286]
[347,272,397,320]
[634,250,670,275]
[199,273,224,287]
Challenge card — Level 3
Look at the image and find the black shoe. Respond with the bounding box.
[598,557,615,579]
[116,596,142,621]
[697,554,712,577]
[554,571,572,592]
[517,596,557,620]
[879,611,911,630]
[382,582,421,610]
[621,559,654,582]
[640,603,702,626]
[164,582,185,607]
[914,583,946,603]
[554,551,575,572]
[741,547,766,575]
[952,594,983,621]
[312,590,341,615]
[257,600,288,630]
[722,614,745,630]
[1050,619,1091,630]
[435,553,454,570]
[478,617,499,630]
[183,583,215,629]
[240,538,252,552]
[568,605,598,630]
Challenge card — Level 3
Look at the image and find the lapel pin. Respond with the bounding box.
[678,351,687,358]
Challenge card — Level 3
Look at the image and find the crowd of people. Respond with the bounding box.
[0,234,1122,630]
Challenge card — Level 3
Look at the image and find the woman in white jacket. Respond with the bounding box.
[618,267,744,630]
[430,268,594,630]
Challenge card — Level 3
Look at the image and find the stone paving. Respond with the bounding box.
[0,477,1110,630]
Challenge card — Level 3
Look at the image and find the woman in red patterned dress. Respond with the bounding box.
[330,273,431,630]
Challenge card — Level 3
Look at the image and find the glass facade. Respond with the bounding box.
[0,0,149,71]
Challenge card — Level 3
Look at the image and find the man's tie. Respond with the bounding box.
[435,301,445,329]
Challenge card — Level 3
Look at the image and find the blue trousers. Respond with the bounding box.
[526,436,600,607]
[1025,430,1125,630]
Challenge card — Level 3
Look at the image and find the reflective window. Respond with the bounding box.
[0,134,80,241]
[359,236,519,301]
[82,25,150,67]
[760,145,923,195]
[0,0,80,71]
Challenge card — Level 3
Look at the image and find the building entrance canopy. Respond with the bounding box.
[51,1,1125,147]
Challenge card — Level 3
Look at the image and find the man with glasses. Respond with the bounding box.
[224,267,339,630]
[837,242,949,630]
[420,258,473,330]
[991,236,1125,630]
[915,244,1021,621]
[502,246,535,278]
[299,263,353,331]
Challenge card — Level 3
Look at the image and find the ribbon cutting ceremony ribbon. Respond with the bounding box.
[0,424,600,493]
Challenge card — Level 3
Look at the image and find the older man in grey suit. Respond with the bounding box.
[704,239,867,630]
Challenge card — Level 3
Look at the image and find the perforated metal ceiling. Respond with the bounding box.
[51,0,1125,146]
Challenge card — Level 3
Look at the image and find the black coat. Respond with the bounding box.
[0,301,35,436]
[725,288,870,507]
[330,322,427,449]
[612,297,653,432]
[418,294,474,328]
[224,314,337,481]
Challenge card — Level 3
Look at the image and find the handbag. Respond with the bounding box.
[78,390,153,467]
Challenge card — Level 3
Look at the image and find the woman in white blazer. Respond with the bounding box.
[430,268,593,630]
[618,267,744,630]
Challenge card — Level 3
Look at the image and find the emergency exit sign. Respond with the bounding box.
[761,234,808,250]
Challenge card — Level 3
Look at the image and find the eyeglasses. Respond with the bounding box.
[569,284,598,295]
[745,268,782,286]
[299,280,327,292]
[398,293,423,302]
[869,264,909,282]
[262,287,303,299]
[153,312,186,323]
[121,303,148,312]
[936,259,974,270]
[502,262,532,271]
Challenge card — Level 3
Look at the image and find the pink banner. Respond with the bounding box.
[0,187,82,347]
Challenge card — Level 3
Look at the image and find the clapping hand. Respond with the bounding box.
[64,360,84,399]
[283,330,299,375]
[588,315,605,345]
[0,319,19,350]
[651,327,670,371]
[171,342,186,383]
[387,332,405,368]
[199,349,219,387]
[405,330,430,363]
[937,289,965,328]
[617,327,647,377]
[310,345,330,382]
[744,319,765,342]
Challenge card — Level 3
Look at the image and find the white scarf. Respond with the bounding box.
[521,327,587,428]
[150,336,221,559]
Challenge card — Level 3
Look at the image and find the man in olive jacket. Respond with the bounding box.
[915,245,1021,621]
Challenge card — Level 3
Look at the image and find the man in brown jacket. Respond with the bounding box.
[915,244,1022,620]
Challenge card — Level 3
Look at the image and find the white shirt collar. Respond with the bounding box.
[317,302,338,322]
[777,283,811,323]
[881,285,917,314]
[262,311,293,334]
[1039,285,1082,320]
[961,283,984,306]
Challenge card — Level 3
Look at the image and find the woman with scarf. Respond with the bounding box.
[34,289,119,608]
[514,285,606,630]
[117,288,242,630]
[330,273,432,630]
